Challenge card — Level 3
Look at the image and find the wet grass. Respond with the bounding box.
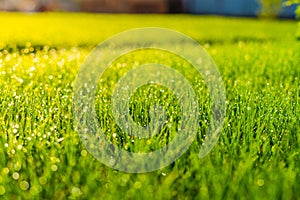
[0,12,299,199]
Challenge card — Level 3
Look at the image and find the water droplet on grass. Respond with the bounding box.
[19,181,29,191]
[39,177,47,185]
[2,168,9,174]
[51,165,58,172]
[133,181,142,189]
[71,187,82,197]
[29,185,41,195]
[14,162,21,171]
[109,157,116,165]
[12,172,20,180]
[257,179,264,186]
[81,150,88,157]
[0,186,5,195]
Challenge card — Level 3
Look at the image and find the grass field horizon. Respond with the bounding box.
[0,13,299,199]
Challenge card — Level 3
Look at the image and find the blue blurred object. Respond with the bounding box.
[183,0,297,18]
[280,3,298,18]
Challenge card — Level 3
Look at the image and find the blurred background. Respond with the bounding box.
[0,0,297,18]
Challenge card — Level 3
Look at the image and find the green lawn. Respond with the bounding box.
[0,13,299,199]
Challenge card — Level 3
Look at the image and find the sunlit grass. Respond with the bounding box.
[0,12,299,199]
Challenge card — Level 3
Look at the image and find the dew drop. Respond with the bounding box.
[71,187,82,197]
[51,165,58,172]
[19,181,30,191]
[0,186,5,195]
[12,172,20,180]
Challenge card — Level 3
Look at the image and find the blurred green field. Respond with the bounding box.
[0,13,299,199]
[0,12,298,47]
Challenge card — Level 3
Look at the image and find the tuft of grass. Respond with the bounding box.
[0,13,299,199]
